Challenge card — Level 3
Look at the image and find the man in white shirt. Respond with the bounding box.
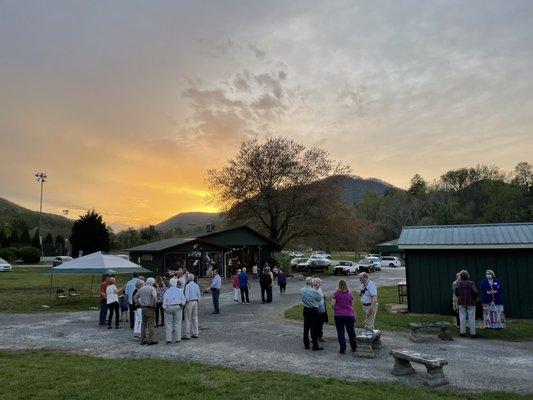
[183,273,201,339]
[162,278,186,344]
[359,272,378,332]
[210,269,222,314]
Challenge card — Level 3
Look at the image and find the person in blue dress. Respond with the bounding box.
[480,268,505,329]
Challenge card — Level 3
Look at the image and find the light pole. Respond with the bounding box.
[62,209,69,218]
[35,172,47,260]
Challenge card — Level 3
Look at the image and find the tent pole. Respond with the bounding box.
[48,274,53,303]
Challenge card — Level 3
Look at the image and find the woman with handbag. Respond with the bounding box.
[480,269,505,329]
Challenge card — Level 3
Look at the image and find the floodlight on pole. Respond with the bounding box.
[62,209,69,218]
[35,171,47,260]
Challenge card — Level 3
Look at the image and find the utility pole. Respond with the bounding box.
[35,172,47,260]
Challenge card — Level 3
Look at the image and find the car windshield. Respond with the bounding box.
[0,258,8,263]
[358,260,370,264]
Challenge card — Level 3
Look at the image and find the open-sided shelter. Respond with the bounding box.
[127,226,280,277]
[398,223,533,318]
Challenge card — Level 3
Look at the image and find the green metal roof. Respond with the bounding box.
[127,237,196,252]
[398,223,533,249]
[126,226,280,252]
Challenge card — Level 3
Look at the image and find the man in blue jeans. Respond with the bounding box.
[98,275,109,325]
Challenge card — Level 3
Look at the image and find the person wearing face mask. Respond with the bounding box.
[480,269,505,329]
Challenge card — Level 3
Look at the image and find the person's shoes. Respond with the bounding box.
[107,326,112,329]
[470,334,477,339]
[246,302,250,304]
[140,341,148,345]
[147,341,158,345]
[192,335,199,339]
[115,326,120,329]
[312,347,324,351]
[242,302,245,304]
[182,336,190,340]
[166,341,172,344]
[351,348,357,353]
[304,346,310,350]
[339,350,345,354]
[318,338,327,342]
[212,311,219,314]
[460,333,466,337]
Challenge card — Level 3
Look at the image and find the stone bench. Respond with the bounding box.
[390,348,449,387]
[409,321,453,342]
[354,329,381,358]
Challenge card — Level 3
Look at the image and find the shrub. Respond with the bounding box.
[0,247,18,263]
[16,246,41,263]
[273,252,291,270]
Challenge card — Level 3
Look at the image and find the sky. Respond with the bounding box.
[0,0,532,230]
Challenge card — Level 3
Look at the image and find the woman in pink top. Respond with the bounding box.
[332,279,357,354]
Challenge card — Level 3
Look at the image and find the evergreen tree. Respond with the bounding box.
[19,229,32,245]
[44,232,54,245]
[0,229,7,248]
[8,230,19,246]
[31,230,40,249]
[69,210,111,257]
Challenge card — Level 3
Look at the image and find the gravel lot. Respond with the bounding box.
[0,267,532,394]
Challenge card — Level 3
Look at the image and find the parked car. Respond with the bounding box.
[366,256,382,271]
[311,251,331,259]
[355,259,379,273]
[295,256,331,273]
[367,253,382,260]
[289,251,305,258]
[333,261,358,276]
[381,256,401,268]
[52,256,73,267]
[290,257,307,267]
[0,258,12,272]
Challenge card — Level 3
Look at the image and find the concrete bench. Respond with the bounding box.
[354,329,381,358]
[390,348,449,387]
[409,322,453,342]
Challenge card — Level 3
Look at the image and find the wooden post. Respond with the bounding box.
[48,274,53,302]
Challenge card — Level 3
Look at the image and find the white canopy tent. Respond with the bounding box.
[50,251,151,275]
[45,251,151,300]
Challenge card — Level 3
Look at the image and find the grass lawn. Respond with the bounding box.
[285,286,533,341]
[0,267,135,313]
[0,350,530,400]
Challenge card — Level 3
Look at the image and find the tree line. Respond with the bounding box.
[355,162,532,246]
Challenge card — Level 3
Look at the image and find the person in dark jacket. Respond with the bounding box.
[238,268,250,304]
[455,269,478,337]
[260,268,273,303]
[277,269,287,294]
[480,269,505,329]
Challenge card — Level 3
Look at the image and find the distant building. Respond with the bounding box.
[127,226,280,277]
[398,223,533,318]
[372,238,403,258]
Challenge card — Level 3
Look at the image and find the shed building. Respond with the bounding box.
[398,223,533,318]
[127,226,280,278]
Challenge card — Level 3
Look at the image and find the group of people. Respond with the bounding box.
[452,268,505,338]
[231,267,287,305]
[99,269,202,345]
[300,272,378,354]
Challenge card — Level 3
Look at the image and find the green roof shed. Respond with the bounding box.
[399,223,533,318]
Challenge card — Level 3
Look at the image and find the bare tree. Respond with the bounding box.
[207,137,350,247]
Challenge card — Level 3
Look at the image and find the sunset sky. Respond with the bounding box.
[1,1,532,230]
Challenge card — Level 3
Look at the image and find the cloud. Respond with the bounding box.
[248,42,266,59]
